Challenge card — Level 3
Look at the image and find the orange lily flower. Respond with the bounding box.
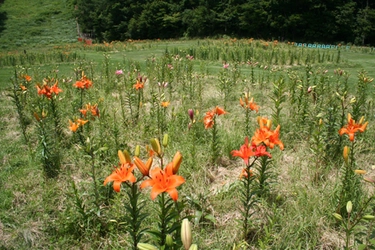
[90,104,100,117]
[214,106,227,115]
[103,163,136,192]
[133,80,144,90]
[252,143,272,158]
[20,84,27,91]
[161,101,170,108]
[74,80,85,89]
[36,81,62,99]
[140,166,185,201]
[203,106,227,129]
[69,120,79,132]
[23,75,32,82]
[266,125,284,150]
[231,137,255,165]
[203,110,215,129]
[339,113,368,141]
[74,72,93,89]
[251,127,273,146]
[69,118,88,132]
[240,97,259,113]
[79,108,88,117]
[76,118,88,126]
[252,119,284,150]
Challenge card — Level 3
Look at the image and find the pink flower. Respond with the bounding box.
[115,70,124,75]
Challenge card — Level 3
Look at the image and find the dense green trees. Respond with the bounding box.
[72,0,375,45]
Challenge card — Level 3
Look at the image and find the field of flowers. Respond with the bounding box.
[1,39,375,249]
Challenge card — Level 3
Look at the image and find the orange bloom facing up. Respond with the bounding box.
[103,163,136,192]
[203,110,215,129]
[240,97,259,113]
[252,119,284,150]
[339,113,368,141]
[80,103,100,118]
[69,120,79,132]
[203,106,227,129]
[74,72,93,89]
[140,165,185,201]
[20,84,27,91]
[36,81,62,99]
[23,75,32,82]
[133,80,144,90]
[69,118,88,132]
[161,101,170,108]
[214,106,227,115]
[231,137,255,165]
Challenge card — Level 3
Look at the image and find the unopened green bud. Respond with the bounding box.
[137,243,158,250]
[123,150,132,164]
[163,134,169,147]
[362,215,375,220]
[134,145,141,157]
[333,213,343,221]
[166,234,174,246]
[150,138,162,156]
[346,201,352,214]
[189,244,198,250]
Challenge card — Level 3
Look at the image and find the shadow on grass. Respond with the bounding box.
[0,0,7,35]
[0,10,6,34]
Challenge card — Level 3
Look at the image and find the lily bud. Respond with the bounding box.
[346,201,352,214]
[150,138,162,156]
[363,215,375,220]
[359,116,365,124]
[119,150,131,164]
[333,213,343,221]
[134,145,141,157]
[134,156,152,176]
[118,150,126,164]
[189,244,198,250]
[166,234,174,247]
[188,109,194,121]
[172,151,183,174]
[163,134,169,148]
[181,218,192,250]
[354,169,366,175]
[33,112,41,122]
[343,146,349,164]
[137,243,158,250]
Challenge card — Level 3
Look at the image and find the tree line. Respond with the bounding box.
[71,0,375,45]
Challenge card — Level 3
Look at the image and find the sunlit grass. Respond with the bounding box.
[1,38,375,249]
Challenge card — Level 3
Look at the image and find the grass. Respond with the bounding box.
[0,0,76,49]
[0,39,374,249]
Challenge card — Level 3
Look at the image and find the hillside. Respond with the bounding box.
[0,0,77,50]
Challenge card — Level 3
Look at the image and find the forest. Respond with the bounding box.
[73,0,375,45]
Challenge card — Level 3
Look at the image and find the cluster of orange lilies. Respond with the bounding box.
[36,78,62,99]
[104,149,185,201]
[73,72,93,89]
[231,117,284,176]
[203,106,227,129]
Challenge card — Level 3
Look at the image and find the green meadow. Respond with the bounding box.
[2,1,375,250]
